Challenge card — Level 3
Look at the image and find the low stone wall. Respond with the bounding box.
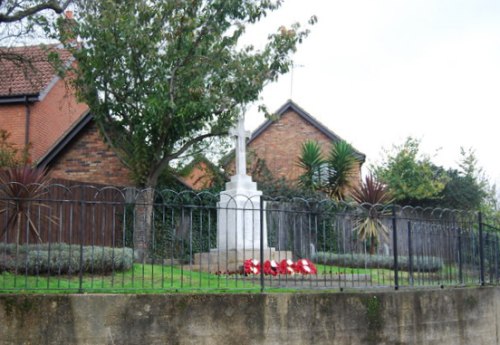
[0,287,498,345]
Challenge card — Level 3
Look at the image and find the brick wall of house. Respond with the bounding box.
[30,78,88,161]
[0,78,87,162]
[248,109,362,184]
[0,104,26,150]
[49,121,133,186]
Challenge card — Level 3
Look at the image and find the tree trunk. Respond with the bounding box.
[133,188,155,263]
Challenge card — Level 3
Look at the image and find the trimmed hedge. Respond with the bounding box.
[0,243,133,275]
[312,252,444,273]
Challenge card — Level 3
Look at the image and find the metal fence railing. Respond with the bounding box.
[0,183,498,292]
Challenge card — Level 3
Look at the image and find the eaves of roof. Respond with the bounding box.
[248,100,366,162]
[0,94,39,104]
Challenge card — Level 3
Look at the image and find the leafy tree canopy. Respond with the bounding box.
[373,137,447,205]
[374,138,496,211]
[61,0,316,188]
[437,148,490,210]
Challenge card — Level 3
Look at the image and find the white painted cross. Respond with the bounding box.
[229,115,251,177]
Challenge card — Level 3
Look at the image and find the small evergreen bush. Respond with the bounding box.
[312,252,443,272]
[0,243,133,275]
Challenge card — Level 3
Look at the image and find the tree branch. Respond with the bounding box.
[149,132,224,185]
[0,0,72,23]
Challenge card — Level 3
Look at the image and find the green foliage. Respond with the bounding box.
[374,137,446,205]
[353,216,390,246]
[122,192,219,262]
[297,140,325,191]
[150,204,217,263]
[61,1,315,188]
[406,147,493,211]
[326,141,358,201]
[350,174,393,253]
[251,154,321,198]
[438,148,489,210]
[374,139,498,211]
[312,252,444,272]
[0,166,52,242]
[0,130,18,167]
[439,170,485,210]
[297,140,358,201]
[351,173,393,206]
[0,243,133,274]
[0,130,30,167]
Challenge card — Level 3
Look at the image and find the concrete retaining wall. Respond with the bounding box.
[0,288,498,345]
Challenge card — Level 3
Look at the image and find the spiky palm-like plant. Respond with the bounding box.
[297,140,326,191]
[351,174,393,254]
[326,140,358,201]
[0,166,52,243]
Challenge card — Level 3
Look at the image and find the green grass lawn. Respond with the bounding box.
[0,264,265,293]
[0,262,474,294]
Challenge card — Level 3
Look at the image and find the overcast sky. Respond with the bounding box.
[243,0,500,187]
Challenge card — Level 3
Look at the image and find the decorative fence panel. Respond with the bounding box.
[0,183,498,292]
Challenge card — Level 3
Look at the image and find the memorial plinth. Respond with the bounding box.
[217,175,264,251]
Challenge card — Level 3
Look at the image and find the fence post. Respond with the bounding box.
[260,196,265,293]
[407,221,413,286]
[78,188,85,294]
[478,212,485,286]
[486,232,492,283]
[458,228,463,284]
[392,205,399,290]
[496,235,499,284]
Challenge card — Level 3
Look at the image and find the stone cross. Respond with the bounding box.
[229,115,251,176]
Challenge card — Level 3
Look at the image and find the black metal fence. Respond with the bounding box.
[0,183,498,292]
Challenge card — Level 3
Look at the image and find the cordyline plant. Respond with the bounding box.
[296,140,358,201]
[297,140,325,191]
[326,141,358,201]
[350,173,393,255]
[0,165,53,243]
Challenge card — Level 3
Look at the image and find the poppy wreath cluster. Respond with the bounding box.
[243,258,317,276]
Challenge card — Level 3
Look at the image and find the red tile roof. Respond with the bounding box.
[0,44,72,97]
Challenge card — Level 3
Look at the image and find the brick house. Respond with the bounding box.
[0,44,133,186]
[223,100,365,188]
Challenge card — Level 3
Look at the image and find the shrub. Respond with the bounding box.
[0,165,53,242]
[312,252,443,273]
[0,129,30,167]
[0,243,133,275]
